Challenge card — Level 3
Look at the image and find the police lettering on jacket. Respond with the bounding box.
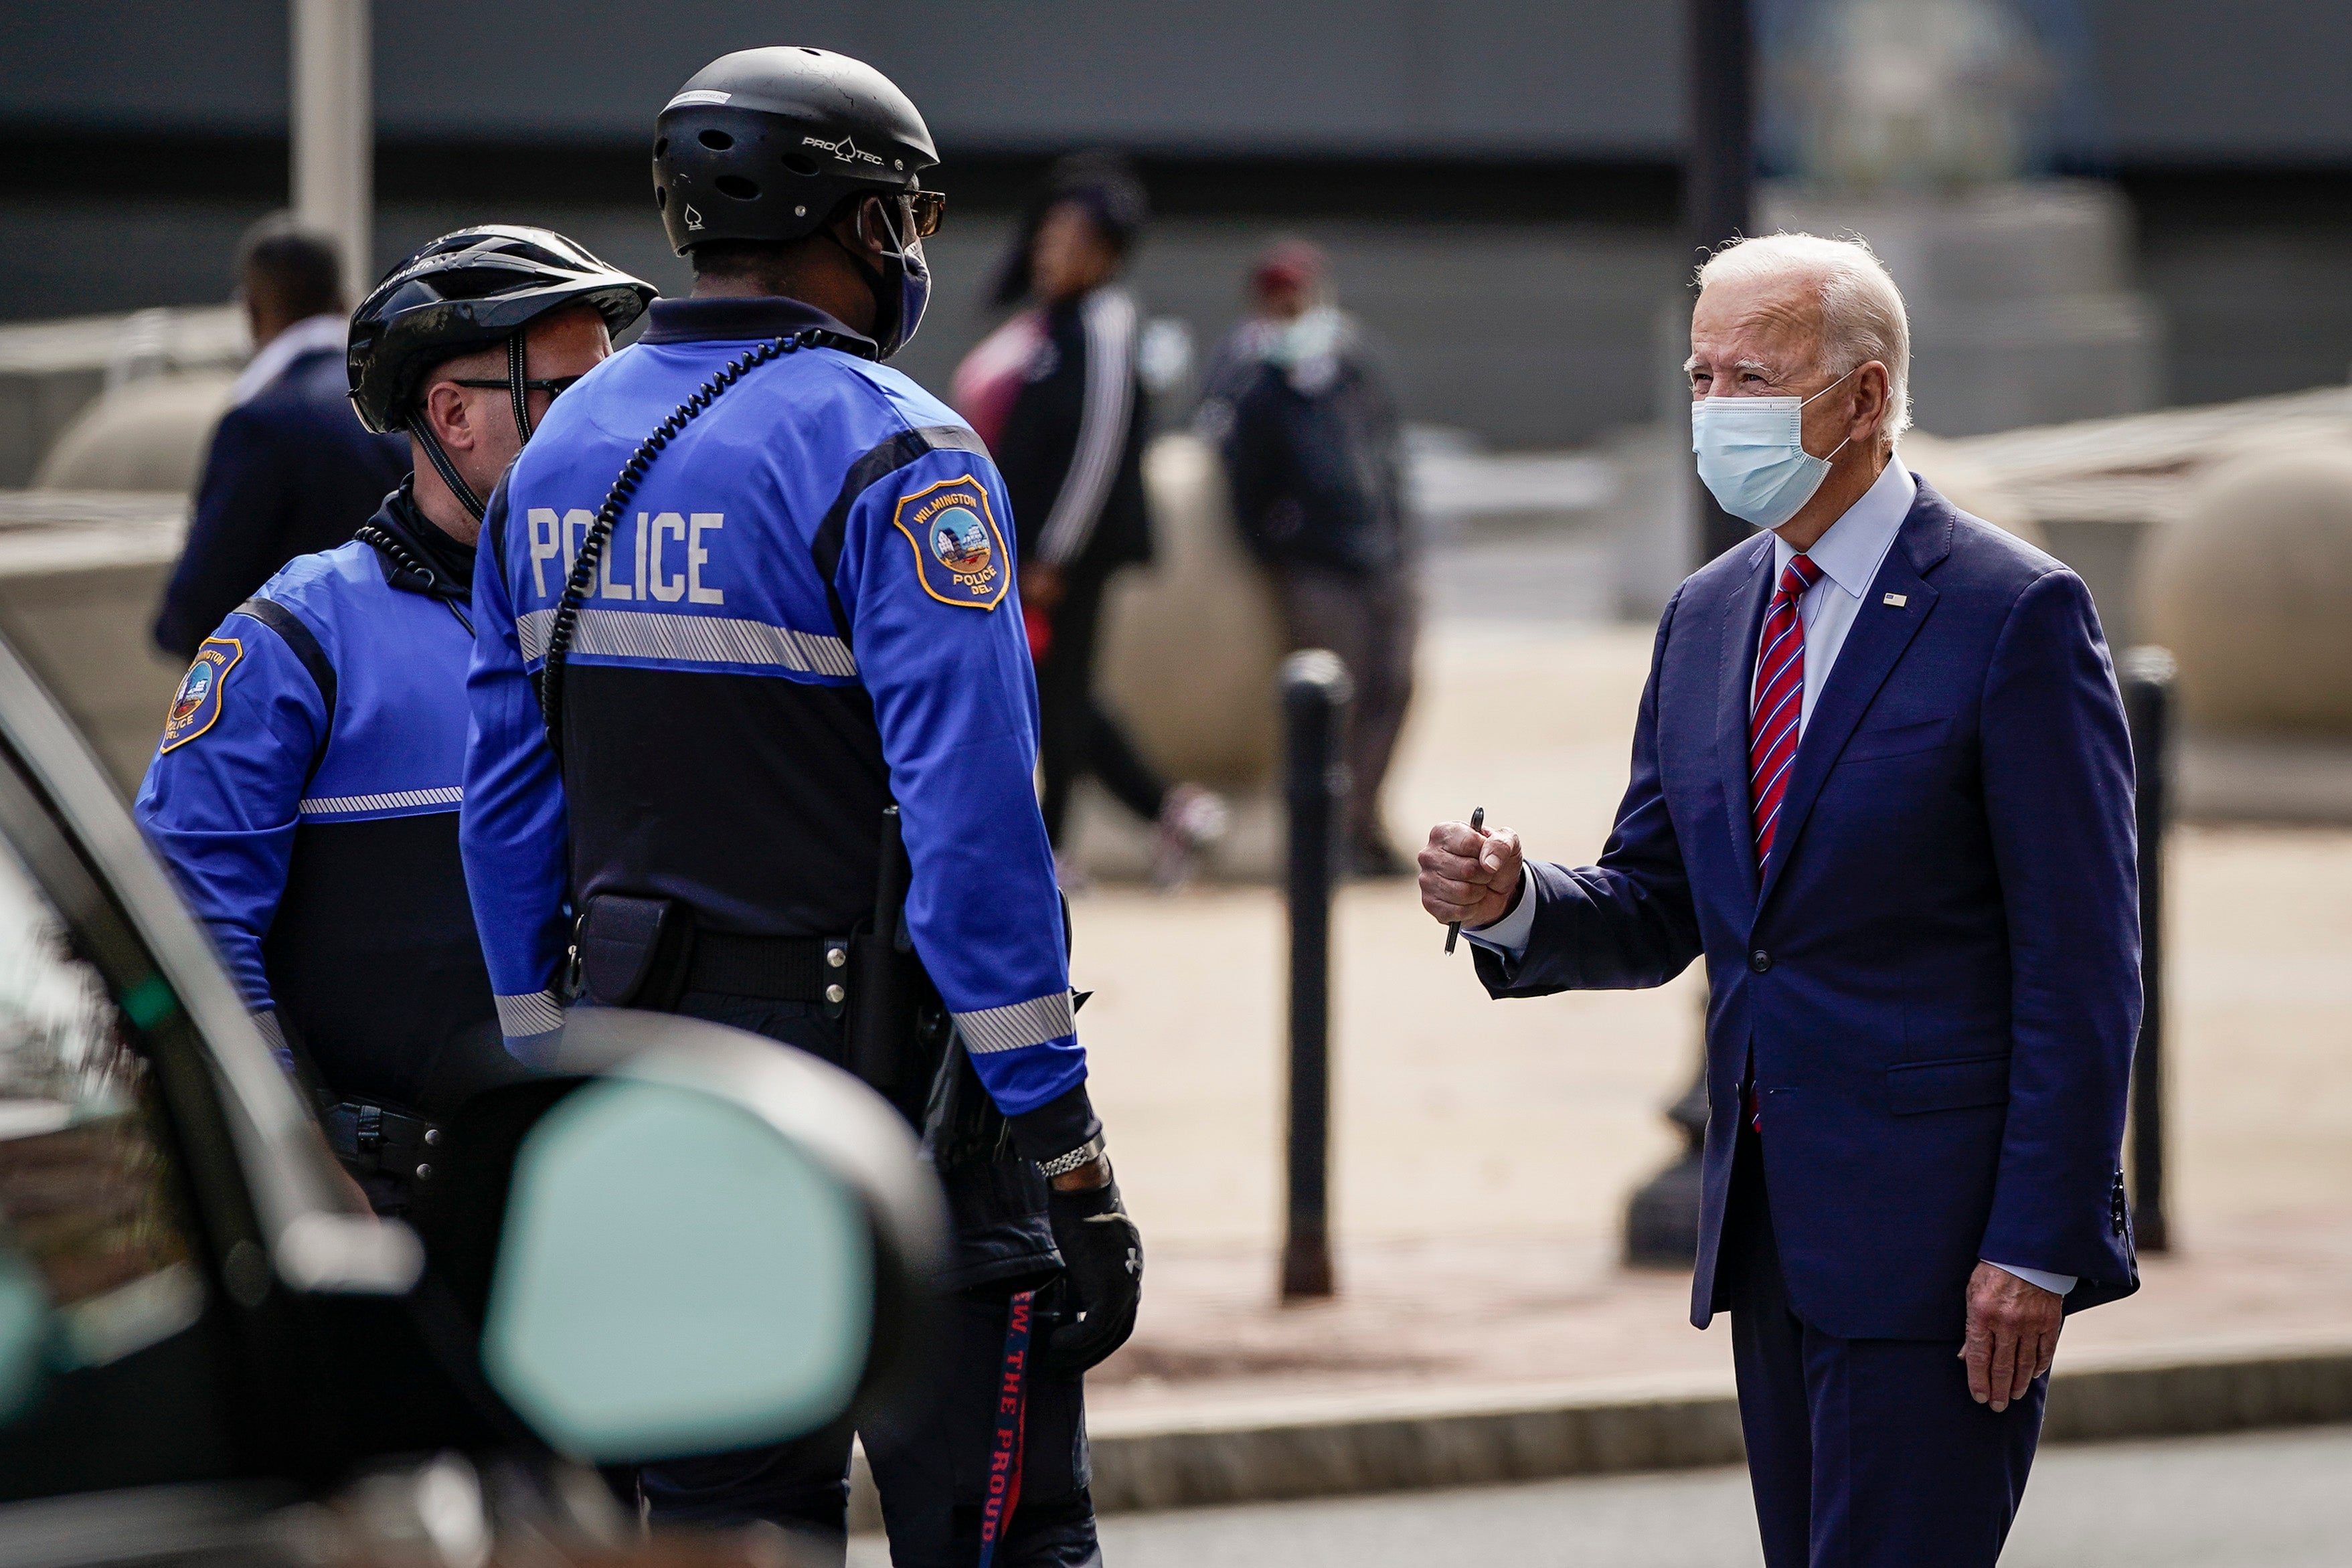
[461,297,1079,1116]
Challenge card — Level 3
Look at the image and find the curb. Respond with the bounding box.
[848,1333,2352,1527]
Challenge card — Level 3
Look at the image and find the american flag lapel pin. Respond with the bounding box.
[1883,592,1909,607]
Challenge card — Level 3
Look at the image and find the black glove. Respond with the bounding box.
[1041,1173,1143,1379]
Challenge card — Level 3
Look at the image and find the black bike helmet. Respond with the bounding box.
[653,47,938,254]
[348,226,655,517]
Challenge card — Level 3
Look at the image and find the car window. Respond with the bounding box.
[0,822,203,1393]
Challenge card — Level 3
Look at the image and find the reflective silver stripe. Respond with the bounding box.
[519,606,856,679]
[1037,287,1137,566]
[298,786,463,816]
[252,1009,290,1059]
[496,990,565,1037]
[954,990,1076,1055]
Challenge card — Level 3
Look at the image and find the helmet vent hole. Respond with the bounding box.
[655,187,667,209]
[783,153,820,176]
[699,129,735,151]
[653,136,668,157]
[716,175,760,201]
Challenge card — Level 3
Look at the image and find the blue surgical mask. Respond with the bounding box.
[835,199,931,360]
[875,232,930,359]
[1689,367,1857,530]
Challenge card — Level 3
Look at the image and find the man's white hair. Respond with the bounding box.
[1697,232,1912,444]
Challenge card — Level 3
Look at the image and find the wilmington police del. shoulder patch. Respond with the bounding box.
[892,474,1010,611]
[159,636,242,753]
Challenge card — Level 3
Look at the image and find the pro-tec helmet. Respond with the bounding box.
[653,47,939,254]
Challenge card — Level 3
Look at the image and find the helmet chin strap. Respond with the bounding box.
[410,416,486,523]
[823,201,902,343]
[410,330,533,525]
[505,331,535,444]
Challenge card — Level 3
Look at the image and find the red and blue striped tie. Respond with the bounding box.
[1750,553,1823,867]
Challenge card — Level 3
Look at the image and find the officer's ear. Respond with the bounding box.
[847,195,896,258]
[416,378,478,454]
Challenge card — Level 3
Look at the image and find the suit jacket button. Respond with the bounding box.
[1750,949,1772,974]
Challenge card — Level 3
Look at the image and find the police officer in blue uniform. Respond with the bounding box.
[135,227,653,1213]
[461,48,1140,1566]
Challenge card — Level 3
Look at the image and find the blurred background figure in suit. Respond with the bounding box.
[1199,240,1419,876]
[151,213,406,660]
[960,152,1227,889]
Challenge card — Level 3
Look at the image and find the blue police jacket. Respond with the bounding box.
[154,339,408,661]
[464,297,1091,1148]
[136,485,503,1112]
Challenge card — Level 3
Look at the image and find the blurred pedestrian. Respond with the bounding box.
[152,214,406,659]
[960,151,1226,887]
[1198,240,1417,875]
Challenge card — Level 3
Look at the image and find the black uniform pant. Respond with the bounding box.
[1724,1128,2044,1568]
[626,992,1101,1568]
[1036,568,1168,849]
[1272,564,1417,857]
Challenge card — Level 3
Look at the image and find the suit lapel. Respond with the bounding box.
[1753,485,1956,912]
[1715,535,1776,912]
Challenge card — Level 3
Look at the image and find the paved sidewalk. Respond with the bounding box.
[1064,621,2352,1421]
[852,1427,2352,1568]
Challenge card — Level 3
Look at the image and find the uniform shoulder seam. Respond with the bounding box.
[809,421,993,588]
[232,597,337,702]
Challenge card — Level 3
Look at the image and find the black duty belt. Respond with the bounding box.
[685,930,849,1006]
[324,1101,440,1184]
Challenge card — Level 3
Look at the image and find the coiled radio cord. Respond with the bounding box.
[533,328,869,759]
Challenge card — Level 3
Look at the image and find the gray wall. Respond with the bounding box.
[10,2,2352,451]
[10,1,2352,161]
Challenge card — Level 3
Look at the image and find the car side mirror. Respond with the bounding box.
[450,1009,947,1464]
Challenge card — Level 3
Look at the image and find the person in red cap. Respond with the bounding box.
[1198,239,1420,876]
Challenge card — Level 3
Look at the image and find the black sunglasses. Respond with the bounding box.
[450,374,588,397]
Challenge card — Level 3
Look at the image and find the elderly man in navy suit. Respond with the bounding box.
[1420,232,2139,1567]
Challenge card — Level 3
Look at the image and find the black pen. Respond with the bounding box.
[1444,805,1485,955]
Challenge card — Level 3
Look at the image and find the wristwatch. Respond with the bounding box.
[1036,1132,1107,1180]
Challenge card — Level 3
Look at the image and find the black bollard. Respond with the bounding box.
[1689,0,1758,565]
[1280,650,1351,1302]
[2120,646,2175,1253]
[1623,994,1712,1268]
[1623,0,1760,1273]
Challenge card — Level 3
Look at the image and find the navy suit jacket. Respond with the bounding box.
[1477,479,2141,1340]
[153,349,408,660]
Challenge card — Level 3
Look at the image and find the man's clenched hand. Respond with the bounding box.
[1961,1261,2064,1413]
[1418,819,1524,931]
